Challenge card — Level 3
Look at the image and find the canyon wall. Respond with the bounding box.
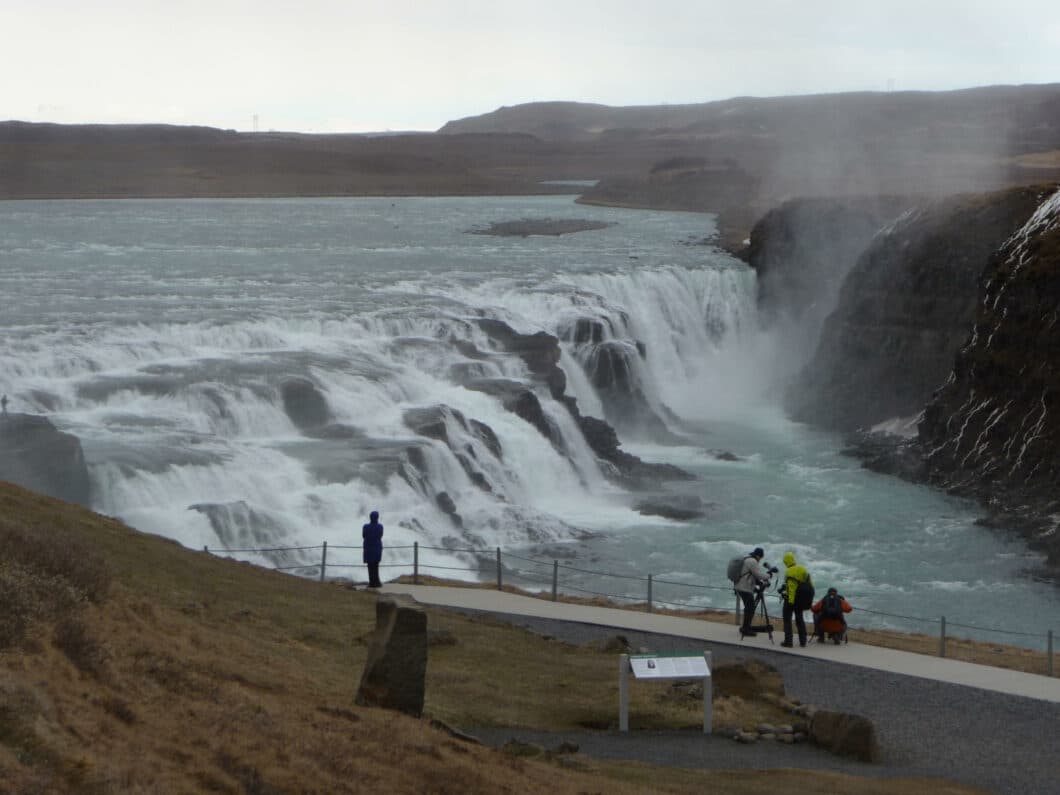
[918,186,1060,564]
[763,184,1060,568]
[786,187,1046,432]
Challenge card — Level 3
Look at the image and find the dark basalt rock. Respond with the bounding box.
[748,196,909,331]
[475,318,566,400]
[917,185,1060,567]
[633,495,708,520]
[435,491,463,527]
[469,419,502,459]
[711,450,742,462]
[280,377,331,431]
[471,317,692,485]
[455,452,492,493]
[403,407,499,496]
[580,340,674,439]
[788,187,1046,432]
[841,431,926,481]
[578,415,692,485]
[557,313,679,440]
[404,405,468,445]
[0,414,91,507]
[464,379,559,448]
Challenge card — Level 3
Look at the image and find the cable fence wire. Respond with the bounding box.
[202,541,1055,651]
[855,606,942,624]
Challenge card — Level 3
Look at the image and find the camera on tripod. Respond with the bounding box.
[743,563,778,640]
[753,564,778,593]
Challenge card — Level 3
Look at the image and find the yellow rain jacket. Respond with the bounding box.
[782,551,811,605]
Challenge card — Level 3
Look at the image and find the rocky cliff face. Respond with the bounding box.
[787,187,1047,432]
[918,185,1060,565]
[0,414,92,507]
[747,196,909,361]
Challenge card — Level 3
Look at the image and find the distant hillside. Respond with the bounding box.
[439,85,1060,152]
[4,84,1060,249]
[444,86,1060,248]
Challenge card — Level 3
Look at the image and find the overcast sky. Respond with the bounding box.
[6,0,1059,133]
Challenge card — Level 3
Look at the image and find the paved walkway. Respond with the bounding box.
[381,583,1060,704]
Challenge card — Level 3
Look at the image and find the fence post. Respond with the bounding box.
[647,574,653,613]
[496,547,502,591]
[939,616,946,658]
[552,560,558,601]
[413,542,419,585]
[1049,630,1054,677]
[319,541,328,582]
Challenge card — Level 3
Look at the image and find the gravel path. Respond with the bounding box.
[457,610,1060,795]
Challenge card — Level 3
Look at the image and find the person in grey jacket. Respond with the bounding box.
[736,547,771,637]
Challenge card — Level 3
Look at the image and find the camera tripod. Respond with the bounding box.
[738,581,775,642]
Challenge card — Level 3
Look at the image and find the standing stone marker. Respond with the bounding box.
[355,597,428,717]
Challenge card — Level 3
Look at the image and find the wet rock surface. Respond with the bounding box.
[788,187,1045,433]
[917,185,1060,568]
[784,184,1060,572]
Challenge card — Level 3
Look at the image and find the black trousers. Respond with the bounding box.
[783,601,807,645]
[738,590,756,631]
[366,562,381,588]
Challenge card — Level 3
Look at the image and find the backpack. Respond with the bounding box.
[727,556,750,585]
[793,579,815,611]
[821,593,844,620]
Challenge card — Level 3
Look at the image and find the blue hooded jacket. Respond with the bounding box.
[362,511,383,564]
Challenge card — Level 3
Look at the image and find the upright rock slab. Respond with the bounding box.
[355,597,428,717]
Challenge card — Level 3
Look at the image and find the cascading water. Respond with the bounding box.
[0,196,755,573]
[3,195,1058,644]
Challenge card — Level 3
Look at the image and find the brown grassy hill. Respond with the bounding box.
[0,481,992,794]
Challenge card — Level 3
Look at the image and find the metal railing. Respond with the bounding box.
[202,540,1056,677]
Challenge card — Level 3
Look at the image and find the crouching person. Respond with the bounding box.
[812,587,853,644]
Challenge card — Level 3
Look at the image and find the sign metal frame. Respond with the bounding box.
[618,651,713,733]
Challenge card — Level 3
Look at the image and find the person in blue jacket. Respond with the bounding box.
[362,510,384,588]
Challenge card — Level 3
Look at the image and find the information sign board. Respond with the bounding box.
[619,651,713,733]
[629,654,710,679]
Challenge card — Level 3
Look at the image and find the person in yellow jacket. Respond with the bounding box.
[780,550,813,648]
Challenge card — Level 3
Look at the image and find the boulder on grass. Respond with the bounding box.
[810,709,880,762]
[712,659,785,700]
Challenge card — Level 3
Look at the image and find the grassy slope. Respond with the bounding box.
[0,482,989,794]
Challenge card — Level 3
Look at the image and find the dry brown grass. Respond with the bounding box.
[0,482,994,794]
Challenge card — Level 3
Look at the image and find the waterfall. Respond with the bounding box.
[2,261,762,565]
[0,198,763,572]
